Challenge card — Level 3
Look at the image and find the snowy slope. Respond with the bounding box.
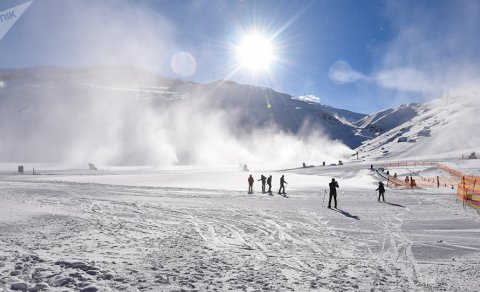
[320,105,366,124]
[1,162,479,291]
[356,93,480,160]
[354,103,422,139]
[291,96,366,124]
[192,80,367,147]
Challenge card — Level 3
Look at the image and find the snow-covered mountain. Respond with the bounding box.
[292,95,366,124]
[0,66,366,164]
[188,80,367,147]
[2,66,477,164]
[356,94,480,160]
[353,103,422,139]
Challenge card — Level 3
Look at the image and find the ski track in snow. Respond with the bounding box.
[1,169,480,291]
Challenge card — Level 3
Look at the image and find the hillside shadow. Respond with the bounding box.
[384,202,406,208]
[333,208,360,220]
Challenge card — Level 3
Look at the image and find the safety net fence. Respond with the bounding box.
[381,161,480,210]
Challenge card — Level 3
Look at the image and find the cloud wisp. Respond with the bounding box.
[328,60,369,85]
[330,1,480,97]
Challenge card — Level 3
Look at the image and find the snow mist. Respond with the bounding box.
[0,1,353,167]
[0,67,352,166]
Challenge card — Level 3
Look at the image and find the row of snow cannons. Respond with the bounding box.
[382,161,480,213]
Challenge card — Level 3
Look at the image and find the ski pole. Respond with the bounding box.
[322,190,326,207]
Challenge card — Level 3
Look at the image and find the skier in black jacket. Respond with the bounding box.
[278,175,287,195]
[328,178,339,209]
[376,182,385,202]
[267,175,272,193]
[258,175,267,193]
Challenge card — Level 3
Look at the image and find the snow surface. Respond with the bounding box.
[1,161,479,291]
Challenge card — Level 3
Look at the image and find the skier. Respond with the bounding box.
[278,175,287,195]
[267,175,273,193]
[258,175,267,193]
[376,181,385,202]
[248,175,254,194]
[328,178,339,209]
[411,177,416,188]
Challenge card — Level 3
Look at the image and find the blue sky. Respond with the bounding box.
[1,0,479,113]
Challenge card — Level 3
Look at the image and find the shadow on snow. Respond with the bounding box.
[333,208,360,220]
[384,202,406,208]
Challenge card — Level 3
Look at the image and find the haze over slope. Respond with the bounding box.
[2,66,478,165]
[0,66,361,166]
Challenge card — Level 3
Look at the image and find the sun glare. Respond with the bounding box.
[236,33,274,72]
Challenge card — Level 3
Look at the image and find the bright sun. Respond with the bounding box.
[236,33,274,72]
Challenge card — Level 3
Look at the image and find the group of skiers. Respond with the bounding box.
[247,175,388,206]
[405,176,417,188]
[248,174,287,195]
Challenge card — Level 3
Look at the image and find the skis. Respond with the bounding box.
[246,191,288,197]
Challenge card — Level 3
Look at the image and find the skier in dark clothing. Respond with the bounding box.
[376,182,385,202]
[258,175,267,193]
[328,178,339,209]
[278,175,287,195]
[248,175,254,194]
[267,175,272,193]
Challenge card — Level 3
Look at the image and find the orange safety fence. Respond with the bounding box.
[384,161,438,168]
[438,164,464,178]
[384,162,465,178]
[382,161,480,210]
[383,162,457,189]
[386,175,413,188]
[457,176,480,209]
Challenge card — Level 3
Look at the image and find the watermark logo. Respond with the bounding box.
[0,1,33,42]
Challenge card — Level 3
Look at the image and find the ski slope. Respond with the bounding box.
[1,162,479,291]
[356,93,480,160]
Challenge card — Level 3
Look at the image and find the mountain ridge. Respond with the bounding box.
[1,66,475,164]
